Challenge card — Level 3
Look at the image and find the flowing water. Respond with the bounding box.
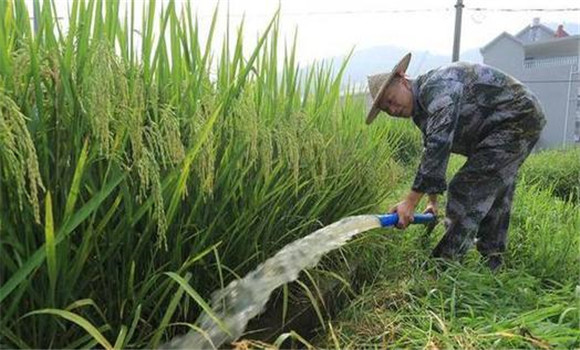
[162,215,382,349]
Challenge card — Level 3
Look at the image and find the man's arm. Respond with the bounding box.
[411,79,463,194]
[392,79,462,228]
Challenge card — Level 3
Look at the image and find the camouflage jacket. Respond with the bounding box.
[410,62,545,194]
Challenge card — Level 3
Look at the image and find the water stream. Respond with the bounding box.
[162,215,382,349]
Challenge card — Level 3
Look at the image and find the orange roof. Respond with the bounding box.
[555,24,569,38]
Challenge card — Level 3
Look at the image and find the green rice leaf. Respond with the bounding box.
[0,172,124,303]
[44,191,57,301]
[148,272,192,348]
[164,272,230,336]
[23,309,113,350]
[64,139,89,219]
[113,325,128,350]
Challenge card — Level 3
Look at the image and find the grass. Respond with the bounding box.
[316,263,578,349]
[520,147,580,202]
[313,150,580,349]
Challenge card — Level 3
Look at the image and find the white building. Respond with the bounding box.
[480,18,580,148]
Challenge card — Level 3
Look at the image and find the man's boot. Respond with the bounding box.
[483,254,503,272]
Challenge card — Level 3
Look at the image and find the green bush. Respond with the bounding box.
[508,185,580,283]
[520,147,580,201]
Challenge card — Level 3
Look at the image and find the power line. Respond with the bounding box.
[283,8,452,15]
[219,8,452,17]
[216,7,580,17]
[466,7,580,12]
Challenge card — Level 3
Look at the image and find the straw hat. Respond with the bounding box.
[366,52,412,124]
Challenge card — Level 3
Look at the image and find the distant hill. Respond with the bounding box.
[303,21,579,89]
[303,46,483,88]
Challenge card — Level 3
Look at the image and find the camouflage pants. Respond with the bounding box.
[432,113,544,260]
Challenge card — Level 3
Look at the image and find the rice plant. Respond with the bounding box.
[0,0,411,347]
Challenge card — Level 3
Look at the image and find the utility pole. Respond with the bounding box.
[452,0,464,62]
[33,1,40,34]
[31,3,62,35]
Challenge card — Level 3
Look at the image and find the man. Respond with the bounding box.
[367,53,546,270]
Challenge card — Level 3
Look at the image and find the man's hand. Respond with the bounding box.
[389,190,424,229]
[424,194,438,216]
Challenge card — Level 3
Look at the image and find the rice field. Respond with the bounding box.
[0,0,410,348]
[1,1,579,349]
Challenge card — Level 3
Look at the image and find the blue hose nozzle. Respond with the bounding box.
[377,213,435,227]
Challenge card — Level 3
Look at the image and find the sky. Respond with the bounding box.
[26,0,580,64]
[173,0,579,63]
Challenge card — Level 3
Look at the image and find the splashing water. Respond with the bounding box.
[162,215,382,349]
